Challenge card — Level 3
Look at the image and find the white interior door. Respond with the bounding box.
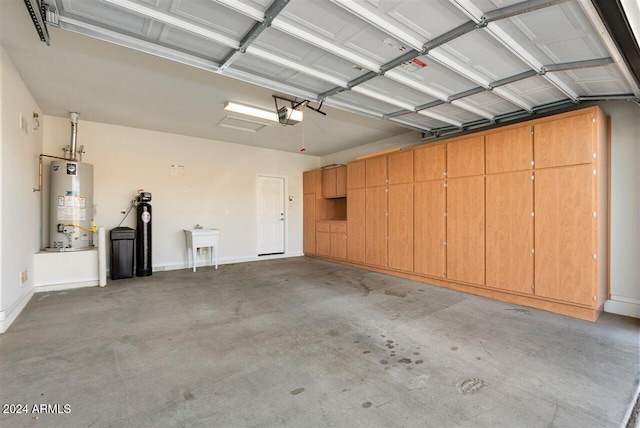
[257,176,285,255]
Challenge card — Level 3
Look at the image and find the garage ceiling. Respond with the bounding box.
[14,0,640,153]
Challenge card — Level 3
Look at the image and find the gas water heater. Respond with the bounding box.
[48,113,94,251]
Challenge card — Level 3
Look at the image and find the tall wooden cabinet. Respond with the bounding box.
[485,125,534,294]
[303,106,608,321]
[388,151,414,272]
[347,161,366,263]
[446,137,485,286]
[414,145,446,278]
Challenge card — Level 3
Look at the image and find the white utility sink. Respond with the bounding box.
[184,228,219,272]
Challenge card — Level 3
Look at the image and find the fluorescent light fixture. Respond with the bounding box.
[224,101,304,125]
[224,102,279,122]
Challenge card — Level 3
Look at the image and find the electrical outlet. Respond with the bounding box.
[20,269,28,285]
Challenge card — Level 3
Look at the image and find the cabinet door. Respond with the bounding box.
[303,170,316,194]
[388,151,413,184]
[336,166,347,197]
[303,193,316,254]
[365,186,387,266]
[447,136,485,178]
[535,165,593,305]
[415,145,445,181]
[485,126,533,174]
[330,233,347,259]
[388,183,413,272]
[486,171,533,294]
[347,161,366,189]
[366,157,387,187]
[414,180,445,278]
[534,112,594,168]
[447,176,485,285]
[347,188,366,263]
[322,168,337,198]
[316,232,331,256]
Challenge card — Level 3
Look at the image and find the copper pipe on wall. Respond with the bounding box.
[33,154,68,192]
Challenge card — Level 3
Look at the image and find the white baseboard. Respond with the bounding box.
[35,280,100,293]
[153,252,304,272]
[604,295,640,319]
[0,288,34,334]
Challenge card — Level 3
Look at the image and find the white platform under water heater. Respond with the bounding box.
[48,160,94,251]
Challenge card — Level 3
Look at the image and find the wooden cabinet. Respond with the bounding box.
[330,222,347,259]
[388,183,413,272]
[347,160,366,189]
[534,112,594,168]
[365,186,387,267]
[388,151,413,184]
[303,170,316,194]
[323,166,346,198]
[485,126,533,174]
[447,136,484,178]
[534,165,594,305]
[303,193,316,254]
[316,232,331,256]
[415,145,445,181]
[316,221,346,259]
[414,180,445,278]
[303,170,322,254]
[336,166,347,196]
[304,107,607,321]
[486,171,534,294]
[447,176,485,285]
[347,188,366,263]
[366,157,388,187]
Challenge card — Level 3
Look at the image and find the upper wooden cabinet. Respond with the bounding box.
[485,126,533,174]
[336,166,347,196]
[388,151,413,184]
[534,111,595,168]
[347,160,366,189]
[322,166,347,198]
[415,144,445,181]
[366,156,388,187]
[446,136,485,178]
[303,170,317,194]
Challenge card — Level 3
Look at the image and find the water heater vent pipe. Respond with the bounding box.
[69,112,79,161]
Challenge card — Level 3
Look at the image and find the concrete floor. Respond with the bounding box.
[1,257,638,427]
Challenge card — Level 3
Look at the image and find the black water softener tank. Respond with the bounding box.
[136,192,152,277]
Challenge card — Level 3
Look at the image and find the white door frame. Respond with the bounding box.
[256,174,287,256]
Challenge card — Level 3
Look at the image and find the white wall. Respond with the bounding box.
[322,102,640,319]
[42,117,320,271]
[0,46,43,332]
[600,101,640,318]
[320,131,421,166]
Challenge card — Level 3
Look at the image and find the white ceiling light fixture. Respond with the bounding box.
[224,100,304,126]
[224,101,279,122]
